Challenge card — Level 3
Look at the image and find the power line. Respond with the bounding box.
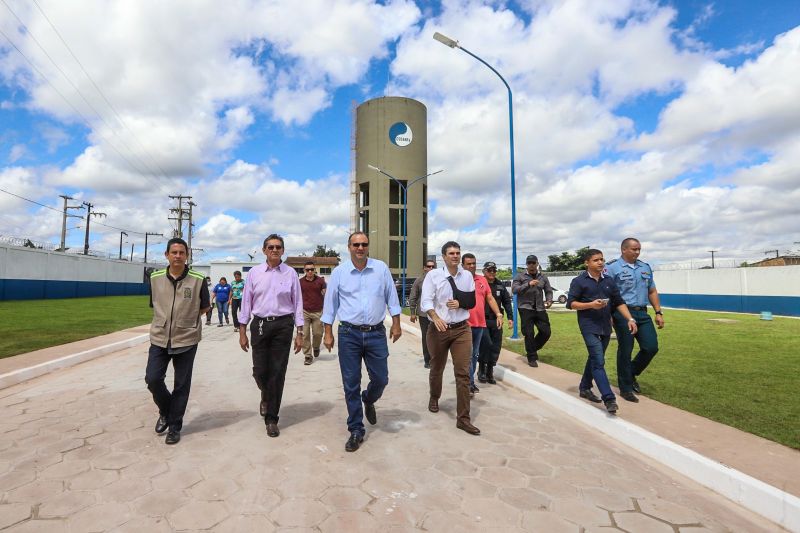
[0,20,163,188]
[28,0,172,180]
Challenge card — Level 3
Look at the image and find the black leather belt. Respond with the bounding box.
[447,320,468,328]
[340,321,384,332]
[628,306,647,311]
[255,313,293,322]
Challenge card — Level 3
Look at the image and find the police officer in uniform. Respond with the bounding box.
[605,237,664,402]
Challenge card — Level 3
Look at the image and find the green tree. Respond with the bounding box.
[313,244,340,259]
[495,267,513,281]
[546,247,590,271]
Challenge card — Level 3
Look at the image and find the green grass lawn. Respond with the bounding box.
[0,296,152,359]
[500,308,800,449]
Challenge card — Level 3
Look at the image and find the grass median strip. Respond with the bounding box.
[0,295,151,359]
[499,308,799,450]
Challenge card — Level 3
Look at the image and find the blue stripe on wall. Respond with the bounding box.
[660,294,800,317]
[0,279,149,301]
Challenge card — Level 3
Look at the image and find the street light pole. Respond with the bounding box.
[119,231,128,260]
[433,31,520,339]
[368,165,443,306]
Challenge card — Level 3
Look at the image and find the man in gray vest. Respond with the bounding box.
[145,238,210,445]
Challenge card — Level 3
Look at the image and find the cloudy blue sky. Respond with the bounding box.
[1,0,798,267]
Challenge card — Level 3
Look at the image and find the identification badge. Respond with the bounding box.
[183,288,192,299]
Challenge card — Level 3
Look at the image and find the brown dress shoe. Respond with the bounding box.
[456,420,481,435]
[428,397,439,413]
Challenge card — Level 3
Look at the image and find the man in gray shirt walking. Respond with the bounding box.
[511,255,553,367]
[408,259,436,368]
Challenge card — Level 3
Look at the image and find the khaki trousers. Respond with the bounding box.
[426,322,472,424]
[302,310,323,357]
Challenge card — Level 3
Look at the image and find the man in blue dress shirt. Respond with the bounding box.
[605,238,664,402]
[567,249,638,414]
[322,231,402,452]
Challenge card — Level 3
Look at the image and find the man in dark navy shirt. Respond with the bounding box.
[567,249,637,414]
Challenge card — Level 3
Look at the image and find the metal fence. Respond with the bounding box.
[0,234,165,264]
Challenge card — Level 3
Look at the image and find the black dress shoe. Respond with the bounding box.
[620,391,639,403]
[266,422,280,437]
[604,400,619,414]
[579,388,602,403]
[345,433,364,452]
[155,416,168,434]
[632,379,641,394]
[528,358,538,367]
[428,397,439,413]
[470,383,480,393]
[478,363,487,383]
[424,362,430,369]
[456,421,481,435]
[486,366,497,384]
[260,401,267,417]
[364,400,377,425]
[165,430,181,445]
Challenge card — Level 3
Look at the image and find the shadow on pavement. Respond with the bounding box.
[183,409,251,434]
[278,400,335,429]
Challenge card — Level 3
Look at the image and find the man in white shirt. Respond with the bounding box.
[419,241,480,435]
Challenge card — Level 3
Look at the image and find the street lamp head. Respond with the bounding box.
[367,164,380,172]
[433,32,459,48]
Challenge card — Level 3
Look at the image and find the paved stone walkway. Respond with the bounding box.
[0,325,782,531]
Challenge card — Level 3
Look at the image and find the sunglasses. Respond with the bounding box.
[484,268,497,272]
[351,243,369,248]
[527,261,538,265]
[424,264,435,269]
[304,268,315,272]
[266,245,283,250]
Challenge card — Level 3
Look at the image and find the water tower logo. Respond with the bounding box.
[389,122,413,147]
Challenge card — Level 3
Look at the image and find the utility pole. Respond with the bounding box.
[707,250,718,269]
[82,202,107,255]
[144,232,164,264]
[118,231,128,260]
[130,242,134,261]
[168,195,191,239]
[187,200,196,264]
[58,195,83,252]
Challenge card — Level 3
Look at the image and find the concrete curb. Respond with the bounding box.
[0,334,150,390]
[399,321,800,532]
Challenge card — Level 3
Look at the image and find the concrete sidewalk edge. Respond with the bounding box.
[0,334,150,390]
[399,320,800,532]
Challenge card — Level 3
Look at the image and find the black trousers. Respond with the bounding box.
[479,323,503,365]
[418,316,432,365]
[145,344,197,432]
[518,309,551,360]
[251,317,294,424]
[231,299,242,328]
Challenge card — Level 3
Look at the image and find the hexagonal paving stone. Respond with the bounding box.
[215,514,277,533]
[465,451,507,468]
[361,476,414,498]
[638,497,704,525]
[552,499,613,528]
[69,468,119,490]
[0,503,32,529]
[39,460,90,480]
[167,500,230,530]
[0,468,37,490]
[98,477,153,503]
[91,451,140,470]
[150,465,204,490]
[421,510,480,531]
[321,486,372,510]
[319,510,379,532]
[131,489,189,517]
[189,477,239,501]
[508,458,554,477]
[121,459,169,479]
[499,487,551,511]
[449,477,499,499]
[63,444,110,461]
[522,510,580,532]
[225,487,281,514]
[580,488,635,512]
[111,516,172,533]
[275,472,330,498]
[37,491,96,518]
[64,502,133,532]
[434,458,478,477]
[4,519,68,533]
[270,499,329,527]
[460,498,522,528]
[479,466,528,488]
[614,511,676,533]
[5,479,64,503]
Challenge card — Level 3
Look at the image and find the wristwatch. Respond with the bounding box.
[628,318,636,323]
[655,310,663,315]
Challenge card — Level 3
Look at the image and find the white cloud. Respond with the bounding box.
[8,143,25,162]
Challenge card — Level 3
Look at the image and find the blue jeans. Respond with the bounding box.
[578,332,615,401]
[469,327,485,387]
[337,323,389,436]
[216,300,229,323]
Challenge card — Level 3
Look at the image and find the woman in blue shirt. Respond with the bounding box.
[212,277,232,327]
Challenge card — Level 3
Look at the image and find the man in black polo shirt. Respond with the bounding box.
[478,262,513,384]
[566,249,637,414]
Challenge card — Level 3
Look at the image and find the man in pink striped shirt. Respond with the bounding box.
[238,234,304,438]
